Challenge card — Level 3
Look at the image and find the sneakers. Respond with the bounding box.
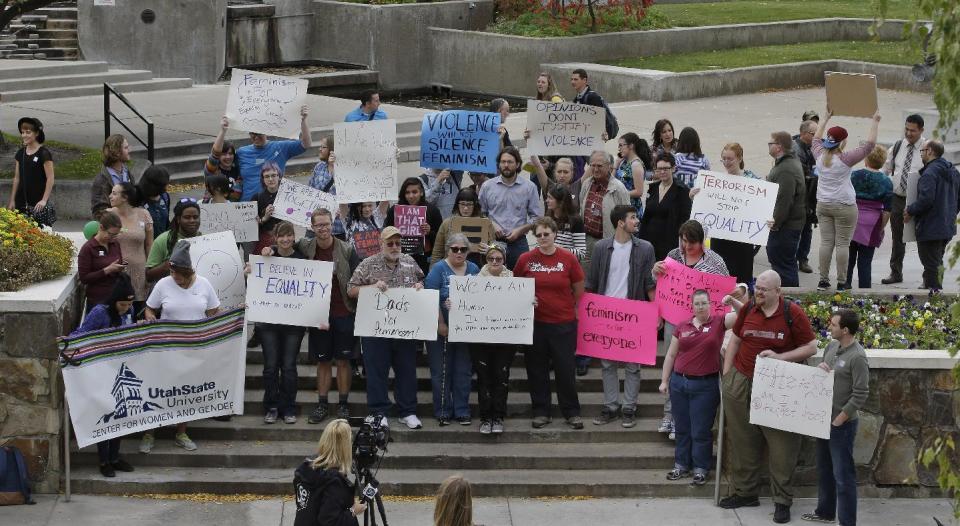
[457,416,472,426]
[621,410,636,428]
[800,513,835,523]
[565,416,584,430]
[816,280,831,291]
[658,417,673,433]
[666,468,690,481]
[531,416,552,429]
[690,472,707,486]
[575,363,589,376]
[99,463,116,478]
[718,495,760,509]
[479,420,492,435]
[881,274,903,285]
[283,414,297,424]
[798,260,813,273]
[593,408,619,426]
[438,417,451,427]
[774,503,791,524]
[111,459,134,472]
[174,432,197,451]
[336,404,350,419]
[264,408,278,424]
[491,419,504,434]
[139,432,154,454]
[836,282,848,292]
[307,404,328,424]
[399,414,423,429]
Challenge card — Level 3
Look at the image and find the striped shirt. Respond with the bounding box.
[673,153,711,187]
[666,247,729,276]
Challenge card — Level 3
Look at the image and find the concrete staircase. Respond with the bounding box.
[0,60,192,102]
[1,2,79,60]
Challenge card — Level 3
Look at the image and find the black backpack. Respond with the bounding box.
[0,446,34,506]
[600,97,619,139]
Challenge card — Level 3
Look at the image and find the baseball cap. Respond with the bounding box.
[821,126,848,149]
[380,226,402,240]
[802,110,819,122]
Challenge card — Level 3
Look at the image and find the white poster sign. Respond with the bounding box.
[749,356,835,439]
[525,100,605,156]
[334,120,398,203]
[200,202,258,243]
[60,310,246,448]
[273,179,338,228]
[186,231,246,311]
[245,256,334,328]
[354,288,439,340]
[225,68,308,139]
[903,172,919,242]
[691,170,779,245]
[447,276,534,344]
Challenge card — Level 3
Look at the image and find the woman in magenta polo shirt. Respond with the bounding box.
[659,289,739,486]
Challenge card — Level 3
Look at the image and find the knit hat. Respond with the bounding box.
[106,273,135,304]
[821,126,848,149]
[169,240,193,270]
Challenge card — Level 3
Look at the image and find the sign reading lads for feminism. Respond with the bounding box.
[421,110,500,173]
[333,120,398,204]
[447,276,534,345]
[656,258,737,326]
[354,288,439,340]
[525,100,605,157]
[576,293,658,365]
[273,179,338,228]
[225,68,308,139]
[750,356,835,440]
[691,170,779,245]
[246,256,334,328]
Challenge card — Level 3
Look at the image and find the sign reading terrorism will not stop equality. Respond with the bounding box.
[420,111,501,173]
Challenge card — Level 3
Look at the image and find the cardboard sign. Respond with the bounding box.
[185,231,246,311]
[450,216,493,253]
[525,100,605,156]
[225,68,308,138]
[750,356,835,439]
[825,72,878,118]
[576,293,658,365]
[354,288,439,340]
[394,205,426,237]
[655,258,736,326]
[691,170,779,245]
[352,230,382,259]
[334,120,398,204]
[199,202,258,243]
[447,276,534,344]
[273,179,338,228]
[420,110,501,173]
[245,256,334,328]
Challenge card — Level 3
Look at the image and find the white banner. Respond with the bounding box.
[246,255,334,328]
[60,310,246,449]
[447,276,534,344]
[186,231,246,311]
[691,170,779,245]
[334,120,398,204]
[273,179,338,228]
[200,202,258,243]
[749,356,835,439]
[225,68,308,139]
[525,100,605,156]
[354,287,439,340]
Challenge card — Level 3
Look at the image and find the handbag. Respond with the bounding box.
[19,175,56,226]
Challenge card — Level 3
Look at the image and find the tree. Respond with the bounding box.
[0,0,59,33]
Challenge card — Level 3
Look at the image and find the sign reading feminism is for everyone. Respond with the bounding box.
[576,293,658,364]
[420,110,501,173]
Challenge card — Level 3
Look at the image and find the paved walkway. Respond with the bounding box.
[9,495,957,525]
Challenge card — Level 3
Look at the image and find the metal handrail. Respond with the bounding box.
[103,83,154,164]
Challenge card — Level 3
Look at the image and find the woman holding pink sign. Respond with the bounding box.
[384,177,443,276]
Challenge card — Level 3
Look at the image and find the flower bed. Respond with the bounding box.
[0,209,74,291]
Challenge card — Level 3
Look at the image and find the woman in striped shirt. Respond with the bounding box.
[673,127,711,188]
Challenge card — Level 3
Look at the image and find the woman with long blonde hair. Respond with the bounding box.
[434,475,473,526]
[293,419,366,526]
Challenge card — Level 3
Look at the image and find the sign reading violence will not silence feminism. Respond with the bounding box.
[447,276,534,345]
[525,100,605,157]
[691,170,779,246]
[224,68,308,139]
[576,293,659,365]
[273,179,338,228]
[199,202,258,243]
[186,231,246,311]
[333,119,398,204]
[354,287,440,340]
[245,255,334,328]
[749,356,835,439]
[655,258,737,326]
[420,110,501,173]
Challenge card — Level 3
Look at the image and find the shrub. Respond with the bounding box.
[0,208,74,291]
[491,0,668,37]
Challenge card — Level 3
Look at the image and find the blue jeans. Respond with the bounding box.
[766,228,801,287]
[797,218,814,263]
[815,418,859,526]
[505,237,530,271]
[427,337,473,419]
[845,241,876,288]
[259,324,305,416]
[669,372,720,473]
[361,337,418,417]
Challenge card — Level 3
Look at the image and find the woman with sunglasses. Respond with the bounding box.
[431,188,494,268]
[425,233,479,426]
[639,152,692,262]
[384,177,444,276]
[77,211,125,312]
[145,198,202,282]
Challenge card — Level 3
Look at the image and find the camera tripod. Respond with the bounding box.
[355,464,388,526]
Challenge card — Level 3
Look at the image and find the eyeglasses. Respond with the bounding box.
[385,241,402,248]
[487,256,504,263]
[767,142,777,146]
[754,286,777,293]
[457,201,475,207]
[654,167,673,173]
[312,223,332,230]
[262,173,280,179]
[105,229,121,237]
[920,148,931,152]
[534,232,553,238]
[449,246,469,253]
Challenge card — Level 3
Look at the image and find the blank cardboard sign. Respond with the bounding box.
[825,72,878,118]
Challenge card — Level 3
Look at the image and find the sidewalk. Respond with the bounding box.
[9,495,957,525]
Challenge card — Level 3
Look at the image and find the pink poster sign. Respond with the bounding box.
[394,205,426,237]
[656,258,737,326]
[576,293,658,365]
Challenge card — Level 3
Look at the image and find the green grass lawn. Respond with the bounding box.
[605,39,916,72]
[0,133,103,180]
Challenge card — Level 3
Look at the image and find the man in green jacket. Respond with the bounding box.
[765,132,806,287]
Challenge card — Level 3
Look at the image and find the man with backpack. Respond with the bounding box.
[880,114,926,285]
[718,270,818,524]
[571,68,617,179]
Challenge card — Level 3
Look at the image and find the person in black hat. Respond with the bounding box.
[7,117,55,226]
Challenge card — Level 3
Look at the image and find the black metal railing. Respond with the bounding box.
[103,83,154,164]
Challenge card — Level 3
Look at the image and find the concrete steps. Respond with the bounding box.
[3,3,79,61]
[0,77,193,102]
[0,60,193,102]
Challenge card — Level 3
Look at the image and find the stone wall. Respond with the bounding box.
[226,1,315,67]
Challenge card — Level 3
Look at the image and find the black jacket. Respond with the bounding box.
[906,157,960,242]
[573,87,604,108]
[293,461,359,526]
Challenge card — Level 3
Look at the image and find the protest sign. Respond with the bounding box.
[450,216,493,253]
[394,205,426,237]
[420,110,500,173]
[447,276,534,344]
[334,120,398,204]
[246,255,334,328]
[691,170,779,245]
[353,230,382,259]
[750,356,834,439]
[525,100,605,156]
[225,68,308,138]
[199,201,258,243]
[576,293,659,365]
[273,179,338,228]
[60,309,245,448]
[655,258,737,326]
[825,71,878,119]
[186,231,246,311]
[354,288,439,340]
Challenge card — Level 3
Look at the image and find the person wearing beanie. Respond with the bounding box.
[7,116,56,226]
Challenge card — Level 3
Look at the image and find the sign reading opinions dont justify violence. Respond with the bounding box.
[420,111,501,173]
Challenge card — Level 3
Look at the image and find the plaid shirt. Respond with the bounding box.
[348,252,424,289]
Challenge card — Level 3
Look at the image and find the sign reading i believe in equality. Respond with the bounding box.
[245,255,334,328]
[273,179,338,228]
[576,293,659,365]
[334,119,398,204]
[525,100,605,156]
[447,276,534,344]
[420,110,501,173]
[224,68,308,139]
[691,170,779,245]
[749,356,835,439]
[354,288,439,340]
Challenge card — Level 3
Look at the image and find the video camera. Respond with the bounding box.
[349,415,390,471]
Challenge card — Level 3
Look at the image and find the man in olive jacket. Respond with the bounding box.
[765,131,806,287]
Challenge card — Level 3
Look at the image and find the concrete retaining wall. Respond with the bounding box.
[227,1,315,67]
